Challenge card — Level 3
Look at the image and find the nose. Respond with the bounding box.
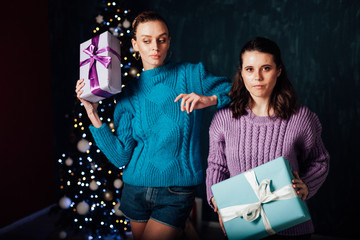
[254,69,263,81]
[151,41,159,51]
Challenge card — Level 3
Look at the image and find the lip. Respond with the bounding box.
[150,54,161,59]
[253,85,264,89]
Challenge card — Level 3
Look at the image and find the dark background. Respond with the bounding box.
[1,0,359,238]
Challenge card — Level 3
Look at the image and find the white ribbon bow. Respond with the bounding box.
[219,169,298,235]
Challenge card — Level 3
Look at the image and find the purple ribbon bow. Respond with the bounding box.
[80,34,121,98]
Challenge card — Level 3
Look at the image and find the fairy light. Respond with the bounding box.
[59,3,140,238]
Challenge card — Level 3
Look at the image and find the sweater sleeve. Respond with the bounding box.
[89,94,136,168]
[298,108,330,199]
[206,109,230,208]
[189,62,232,109]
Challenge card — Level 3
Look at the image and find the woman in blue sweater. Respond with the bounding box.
[76,11,231,240]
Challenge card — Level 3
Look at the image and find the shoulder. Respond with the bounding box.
[113,85,136,113]
[290,105,322,133]
[213,107,232,119]
[292,105,319,122]
[209,108,235,138]
[211,108,233,127]
[170,61,206,73]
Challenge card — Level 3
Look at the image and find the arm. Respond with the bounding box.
[89,92,136,168]
[206,111,230,235]
[206,111,230,207]
[174,62,232,113]
[196,62,232,109]
[297,110,330,199]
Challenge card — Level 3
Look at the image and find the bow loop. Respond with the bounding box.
[83,43,97,56]
[83,43,112,69]
[258,179,277,203]
[242,202,262,222]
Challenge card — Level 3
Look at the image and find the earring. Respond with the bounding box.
[134,52,141,60]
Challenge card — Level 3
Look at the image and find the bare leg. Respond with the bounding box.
[130,220,147,240]
[141,218,182,240]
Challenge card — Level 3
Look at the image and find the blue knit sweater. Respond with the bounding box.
[89,62,231,187]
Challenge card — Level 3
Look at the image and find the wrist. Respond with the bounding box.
[210,95,218,106]
[87,110,102,128]
[86,108,98,117]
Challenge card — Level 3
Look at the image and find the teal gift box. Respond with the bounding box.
[211,157,311,240]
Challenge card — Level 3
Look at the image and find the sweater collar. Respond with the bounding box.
[139,62,174,80]
[245,108,277,124]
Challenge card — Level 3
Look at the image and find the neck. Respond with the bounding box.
[250,97,273,116]
[142,62,165,71]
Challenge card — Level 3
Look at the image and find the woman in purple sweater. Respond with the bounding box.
[206,37,329,239]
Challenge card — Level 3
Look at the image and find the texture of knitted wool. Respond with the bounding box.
[89,62,232,187]
[206,106,329,236]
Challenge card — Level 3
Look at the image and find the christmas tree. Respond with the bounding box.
[56,1,141,239]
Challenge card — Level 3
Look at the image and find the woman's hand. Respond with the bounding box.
[292,171,309,200]
[174,93,218,114]
[211,197,226,236]
[75,79,102,128]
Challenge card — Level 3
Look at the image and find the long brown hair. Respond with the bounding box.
[131,11,170,40]
[229,37,298,120]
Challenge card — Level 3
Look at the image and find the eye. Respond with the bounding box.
[245,67,253,72]
[143,39,150,44]
[262,66,271,71]
[158,38,167,43]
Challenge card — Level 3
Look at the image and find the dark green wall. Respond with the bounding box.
[49,0,359,238]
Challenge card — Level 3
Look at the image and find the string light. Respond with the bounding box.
[59,3,139,238]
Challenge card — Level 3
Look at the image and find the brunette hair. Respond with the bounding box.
[131,11,170,40]
[229,37,298,120]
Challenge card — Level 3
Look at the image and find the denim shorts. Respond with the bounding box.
[119,183,196,230]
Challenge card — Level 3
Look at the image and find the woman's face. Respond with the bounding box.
[131,20,171,70]
[241,50,281,102]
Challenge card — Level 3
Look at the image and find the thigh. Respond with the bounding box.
[142,218,182,240]
[129,220,147,240]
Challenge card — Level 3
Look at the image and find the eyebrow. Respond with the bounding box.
[140,33,168,38]
[243,64,273,67]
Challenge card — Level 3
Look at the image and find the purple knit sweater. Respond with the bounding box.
[206,105,329,236]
